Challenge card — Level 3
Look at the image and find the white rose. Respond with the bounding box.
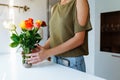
[3,21,16,31]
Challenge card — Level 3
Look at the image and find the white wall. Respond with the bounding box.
[0,0,10,53]
[86,1,120,80]
[0,0,48,53]
[84,0,95,75]
[95,0,120,80]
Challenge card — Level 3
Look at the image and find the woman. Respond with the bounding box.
[26,0,92,72]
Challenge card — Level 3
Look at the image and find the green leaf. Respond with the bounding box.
[10,42,19,48]
[33,27,38,33]
[10,33,20,42]
[35,33,42,40]
[26,31,31,37]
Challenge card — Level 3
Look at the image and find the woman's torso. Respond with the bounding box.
[49,0,92,57]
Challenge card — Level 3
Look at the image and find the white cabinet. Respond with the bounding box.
[95,52,120,80]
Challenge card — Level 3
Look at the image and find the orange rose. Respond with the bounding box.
[28,18,33,24]
[25,19,33,30]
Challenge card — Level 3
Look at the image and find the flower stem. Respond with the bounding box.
[14,30,18,35]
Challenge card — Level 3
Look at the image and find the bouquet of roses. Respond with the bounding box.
[4,18,46,67]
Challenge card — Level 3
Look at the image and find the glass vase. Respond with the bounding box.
[21,52,32,68]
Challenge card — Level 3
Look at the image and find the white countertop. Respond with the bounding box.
[0,53,106,80]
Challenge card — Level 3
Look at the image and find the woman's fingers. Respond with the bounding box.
[26,52,39,57]
[25,52,40,64]
[27,58,41,64]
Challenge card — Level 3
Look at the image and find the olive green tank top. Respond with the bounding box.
[49,0,92,57]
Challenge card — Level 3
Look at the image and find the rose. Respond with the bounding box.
[19,18,33,30]
[41,21,47,27]
[3,21,16,31]
[19,18,46,30]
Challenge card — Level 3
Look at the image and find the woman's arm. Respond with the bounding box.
[43,38,50,49]
[76,0,89,26]
[46,31,85,57]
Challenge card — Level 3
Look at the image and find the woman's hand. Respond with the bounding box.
[26,45,50,64]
